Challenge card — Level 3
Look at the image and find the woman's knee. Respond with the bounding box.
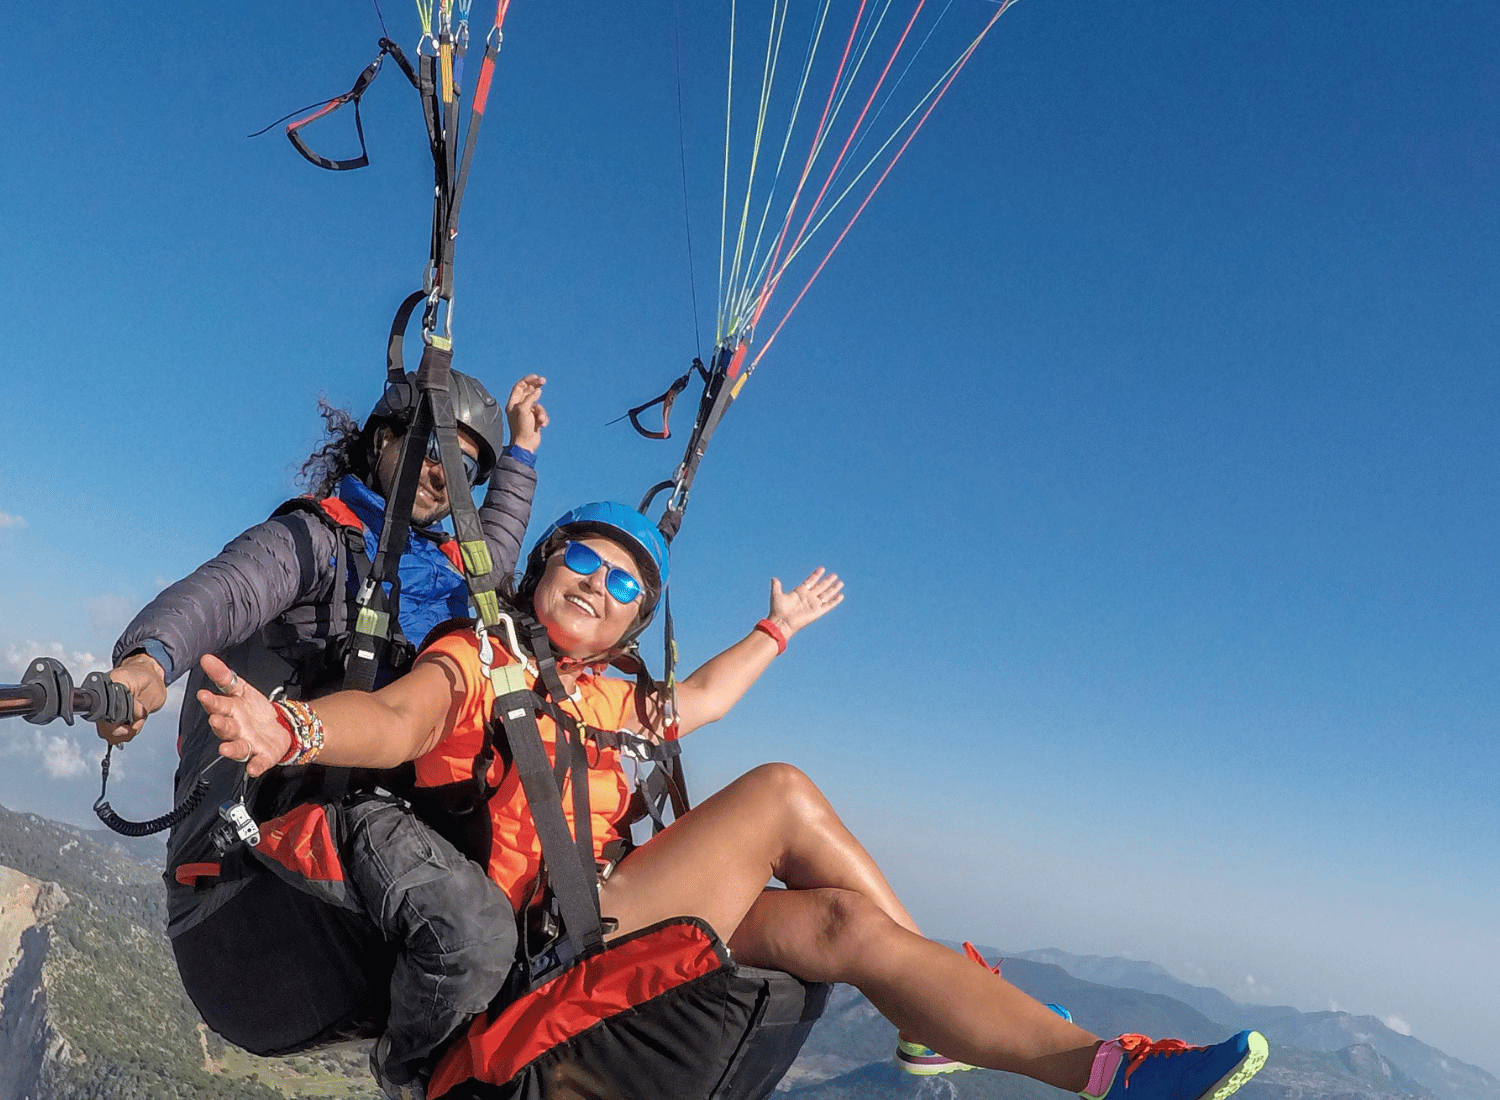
[734,762,833,825]
[789,887,901,979]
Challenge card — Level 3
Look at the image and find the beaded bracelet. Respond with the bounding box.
[273,699,326,766]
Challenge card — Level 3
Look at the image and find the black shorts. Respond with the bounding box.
[172,866,394,1056]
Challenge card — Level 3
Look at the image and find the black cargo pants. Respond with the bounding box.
[173,795,515,1088]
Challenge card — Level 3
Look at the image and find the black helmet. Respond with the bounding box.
[366,370,505,481]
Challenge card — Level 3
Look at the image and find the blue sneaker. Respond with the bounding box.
[1080,1030,1269,1100]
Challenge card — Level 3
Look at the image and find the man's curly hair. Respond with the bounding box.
[298,398,376,499]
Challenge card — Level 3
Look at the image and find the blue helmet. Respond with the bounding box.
[518,502,670,644]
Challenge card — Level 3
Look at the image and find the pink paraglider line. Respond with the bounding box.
[750,0,1018,369]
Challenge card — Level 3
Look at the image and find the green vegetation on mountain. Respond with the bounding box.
[0,804,378,1100]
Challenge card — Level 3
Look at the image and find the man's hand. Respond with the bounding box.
[506,374,549,453]
[96,651,168,745]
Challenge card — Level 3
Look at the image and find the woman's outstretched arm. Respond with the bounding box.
[666,567,845,736]
[195,650,466,774]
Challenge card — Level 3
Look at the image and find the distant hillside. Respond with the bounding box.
[1009,947,1300,1027]
[1255,1013,1500,1100]
[0,801,377,1100]
[787,968,1448,1100]
[4,800,1495,1100]
[786,1031,1439,1100]
[1004,947,1500,1100]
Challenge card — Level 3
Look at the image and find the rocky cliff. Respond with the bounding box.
[0,803,374,1100]
[0,866,71,1100]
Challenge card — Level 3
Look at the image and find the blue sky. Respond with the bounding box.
[2,0,1497,1078]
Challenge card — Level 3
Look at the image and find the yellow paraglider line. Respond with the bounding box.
[721,0,797,346]
[749,0,1021,369]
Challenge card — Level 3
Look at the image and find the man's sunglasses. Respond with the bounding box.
[561,541,643,604]
[422,435,483,487]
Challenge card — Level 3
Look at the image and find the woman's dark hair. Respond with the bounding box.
[298,398,380,499]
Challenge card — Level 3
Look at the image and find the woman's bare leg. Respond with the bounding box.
[600,762,919,942]
[731,887,1098,1090]
[598,762,1099,1091]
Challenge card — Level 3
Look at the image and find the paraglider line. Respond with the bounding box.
[371,0,392,39]
[752,0,1018,368]
[673,0,704,356]
[726,0,835,337]
[768,0,928,328]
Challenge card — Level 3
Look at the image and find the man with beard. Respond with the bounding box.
[94,370,546,1062]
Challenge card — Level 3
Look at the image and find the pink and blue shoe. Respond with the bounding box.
[1080,1030,1269,1100]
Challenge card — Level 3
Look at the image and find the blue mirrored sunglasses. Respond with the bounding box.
[561,541,643,604]
[423,435,483,487]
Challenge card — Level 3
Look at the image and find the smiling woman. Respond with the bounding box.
[518,502,670,660]
[195,500,1266,1100]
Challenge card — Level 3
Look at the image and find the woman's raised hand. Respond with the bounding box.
[768,568,845,638]
[195,654,291,777]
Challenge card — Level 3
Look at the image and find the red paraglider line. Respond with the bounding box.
[751,0,872,332]
[750,0,1017,368]
[775,0,928,295]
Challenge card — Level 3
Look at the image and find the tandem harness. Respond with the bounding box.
[262,3,520,698]
[88,492,466,843]
[422,613,828,1100]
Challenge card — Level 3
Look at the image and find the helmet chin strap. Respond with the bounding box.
[555,654,615,676]
[551,636,631,674]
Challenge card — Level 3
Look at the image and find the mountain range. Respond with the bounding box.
[1,801,1495,1100]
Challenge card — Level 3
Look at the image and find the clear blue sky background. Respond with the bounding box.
[2,0,1497,1077]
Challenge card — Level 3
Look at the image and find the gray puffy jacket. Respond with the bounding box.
[112,454,536,934]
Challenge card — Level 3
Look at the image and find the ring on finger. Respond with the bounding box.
[216,672,241,696]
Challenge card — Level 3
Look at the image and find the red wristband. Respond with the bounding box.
[754,618,787,655]
[271,702,298,765]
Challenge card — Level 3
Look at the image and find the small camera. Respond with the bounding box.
[217,800,261,847]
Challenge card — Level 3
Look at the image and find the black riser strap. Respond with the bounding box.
[418,353,505,627]
[344,372,436,692]
[494,691,604,959]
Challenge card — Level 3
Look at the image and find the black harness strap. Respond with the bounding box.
[347,287,514,689]
[491,688,604,963]
[343,379,429,691]
[422,350,506,626]
[635,342,747,543]
[522,621,610,879]
[283,39,418,172]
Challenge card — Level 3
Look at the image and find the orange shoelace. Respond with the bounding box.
[962,941,1003,975]
[1116,1034,1206,1087]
